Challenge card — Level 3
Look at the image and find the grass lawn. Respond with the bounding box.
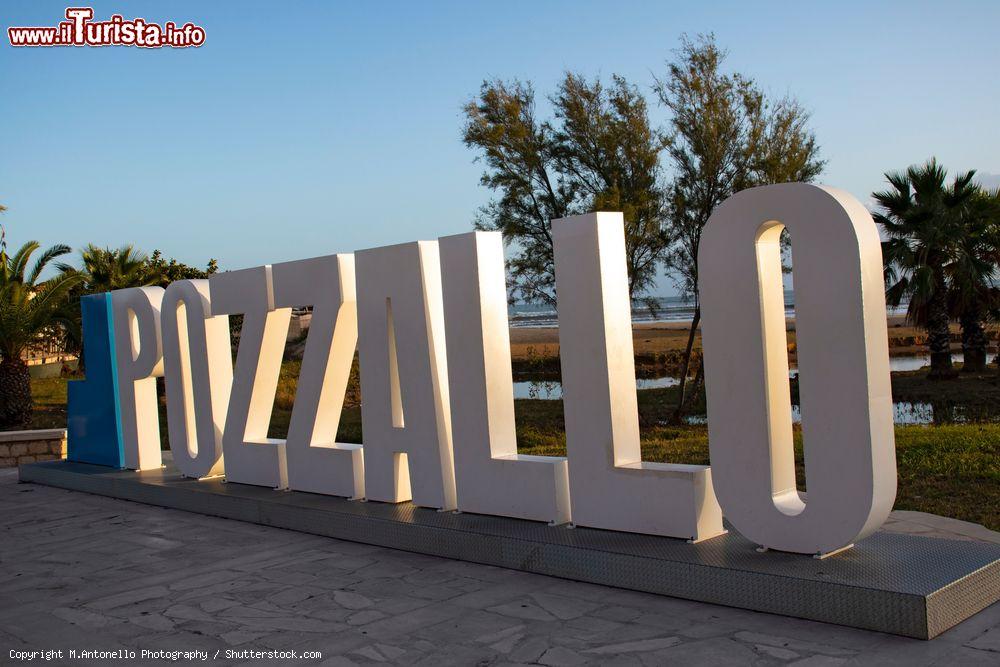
[25,377,69,430]
[26,371,1000,531]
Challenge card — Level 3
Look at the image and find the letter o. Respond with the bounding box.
[699,183,896,555]
[161,279,233,479]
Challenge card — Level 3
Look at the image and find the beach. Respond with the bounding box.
[509,315,978,363]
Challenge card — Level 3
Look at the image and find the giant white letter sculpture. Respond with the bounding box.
[553,213,725,541]
[78,184,899,558]
[161,279,232,479]
[439,231,571,524]
[355,241,456,510]
[271,254,363,498]
[111,286,165,471]
[210,266,291,488]
[699,183,896,556]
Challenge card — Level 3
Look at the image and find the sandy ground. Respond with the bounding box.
[509,315,970,361]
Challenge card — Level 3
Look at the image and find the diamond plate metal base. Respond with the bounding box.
[19,460,1000,639]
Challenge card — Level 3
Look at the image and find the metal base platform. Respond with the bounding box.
[19,459,1000,640]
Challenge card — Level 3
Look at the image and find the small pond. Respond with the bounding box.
[512,353,993,425]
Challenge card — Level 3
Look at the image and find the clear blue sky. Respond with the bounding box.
[2,1,999,294]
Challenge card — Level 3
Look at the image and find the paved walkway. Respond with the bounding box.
[2,468,998,666]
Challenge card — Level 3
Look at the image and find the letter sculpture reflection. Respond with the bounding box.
[553,212,725,541]
[699,183,896,556]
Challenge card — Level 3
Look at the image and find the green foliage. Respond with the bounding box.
[876,159,978,316]
[654,33,825,300]
[462,73,669,306]
[949,187,1000,370]
[54,244,156,355]
[59,244,216,293]
[951,188,1000,313]
[462,79,567,305]
[0,241,82,427]
[145,249,218,286]
[0,241,82,362]
[552,74,671,305]
[55,245,219,354]
[649,33,824,419]
[874,159,991,375]
[58,244,157,293]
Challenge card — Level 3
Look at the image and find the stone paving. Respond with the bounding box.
[2,467,998,666]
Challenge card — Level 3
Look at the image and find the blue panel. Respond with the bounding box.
[67,293,124,468]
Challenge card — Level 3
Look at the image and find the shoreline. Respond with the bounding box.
[509,314,988,362]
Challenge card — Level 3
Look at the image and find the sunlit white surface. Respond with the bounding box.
[355,241,457,510]
[700,183,896,555]
[161,279,232,479]
[111,286,165,471]
[553,212,725,542]
[440,231,570,524]
[272,254,364,498]
[210,266,290,489]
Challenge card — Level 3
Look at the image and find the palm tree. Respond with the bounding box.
[947,188,1000,372]
[875,159,979,379]
[0,241,82,428]
[57,245,160,362]
[58,244,158,293]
